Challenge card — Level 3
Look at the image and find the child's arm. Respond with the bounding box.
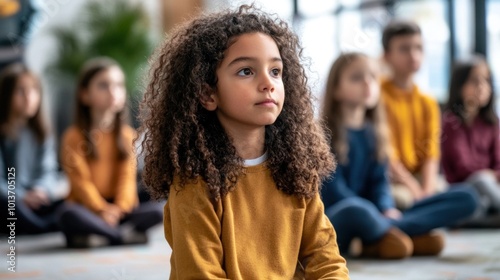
[165,179,228,279]
[113,127,138,214]
[29,135,59,201]
[367,161,395,213]
[299,193,349,279]
[491,124,500,182]
[420,159,439,196]
[60,129,108,213]
[440,116,476,182]
[420,97,441,196]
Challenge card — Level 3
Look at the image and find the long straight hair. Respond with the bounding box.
[446,55,497,125]
[0,63,49,143]
[74,57,129,160]
[321,52,390,163]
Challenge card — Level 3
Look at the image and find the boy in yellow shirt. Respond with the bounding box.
[380,20,444,210]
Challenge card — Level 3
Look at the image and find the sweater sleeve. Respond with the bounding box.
[28,135,59,201]
[321,166,357,210]
[367,160,394,212]
[60,128,108,213]
[440,114,475,182]
[164,179,228,279]
[0,149,24,199]
[113,127,138,213]
[299,193,349,279]
[491,124,500,180]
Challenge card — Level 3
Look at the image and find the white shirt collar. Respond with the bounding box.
[243,152,268,166]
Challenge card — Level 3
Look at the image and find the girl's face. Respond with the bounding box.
[205,32,284,130]
[461,63,491,110]
[335,57,380,108]
[11,74,41,119]
[81,66,126,113]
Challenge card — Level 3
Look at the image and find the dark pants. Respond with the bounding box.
[326,185,479,254]
[58,201,163,244]
[0,195,63,235]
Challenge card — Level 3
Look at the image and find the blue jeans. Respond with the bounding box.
[325,185,479,254]
[58,201,163,244]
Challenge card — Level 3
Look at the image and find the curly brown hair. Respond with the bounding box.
[139,5,335,201]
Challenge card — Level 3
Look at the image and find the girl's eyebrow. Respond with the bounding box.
[227,56,282,67]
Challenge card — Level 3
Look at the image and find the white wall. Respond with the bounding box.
[25,0,161,121]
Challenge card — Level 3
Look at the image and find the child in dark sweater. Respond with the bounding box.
[441,56,500,227]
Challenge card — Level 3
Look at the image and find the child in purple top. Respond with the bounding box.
[441,55,500,227]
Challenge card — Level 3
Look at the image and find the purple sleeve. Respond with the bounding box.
[491,124,500,179]
[440,113,475,183]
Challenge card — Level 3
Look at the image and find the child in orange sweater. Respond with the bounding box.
[58,57,162,248]
[138,5,349,279]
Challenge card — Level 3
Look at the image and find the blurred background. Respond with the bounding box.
[7,0,500,138]
[1,0,500,279]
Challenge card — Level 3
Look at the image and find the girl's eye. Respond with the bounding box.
[98,82,109,90]
[350,73,364,82]
[237,68,253,76]
[271,68,281,77]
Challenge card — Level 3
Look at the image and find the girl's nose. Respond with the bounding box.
[258,74,275,93]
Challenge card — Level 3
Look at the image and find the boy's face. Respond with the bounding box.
[204,32,285,130]
[384,34,423,76]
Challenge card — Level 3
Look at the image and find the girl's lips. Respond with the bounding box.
[256,99,277,106]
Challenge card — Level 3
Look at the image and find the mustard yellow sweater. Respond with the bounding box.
[61,125,138,214]
[381,79,441,174]
[164,163,349,279]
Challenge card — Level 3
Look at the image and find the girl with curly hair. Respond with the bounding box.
[138,5,348,279]
[320,52,478,259]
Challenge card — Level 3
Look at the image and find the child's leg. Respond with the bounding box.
[393,184,478,234]
[58,202,122,244]
[391,185,478,255]
[0,195,55,235]
[325,196,413,259]
[325,197,391,253]
[121,201,163,232]
[467,170,500,211]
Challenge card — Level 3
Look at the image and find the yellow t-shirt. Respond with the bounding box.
[164,163,349,279]
[381,79,441,174]
[61,125,138,213]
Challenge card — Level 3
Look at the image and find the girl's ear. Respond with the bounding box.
[200,85,218,111]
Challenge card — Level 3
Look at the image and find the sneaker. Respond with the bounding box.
[411,231,445,256]
[66,234,109,248]
[361,227,413,259]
